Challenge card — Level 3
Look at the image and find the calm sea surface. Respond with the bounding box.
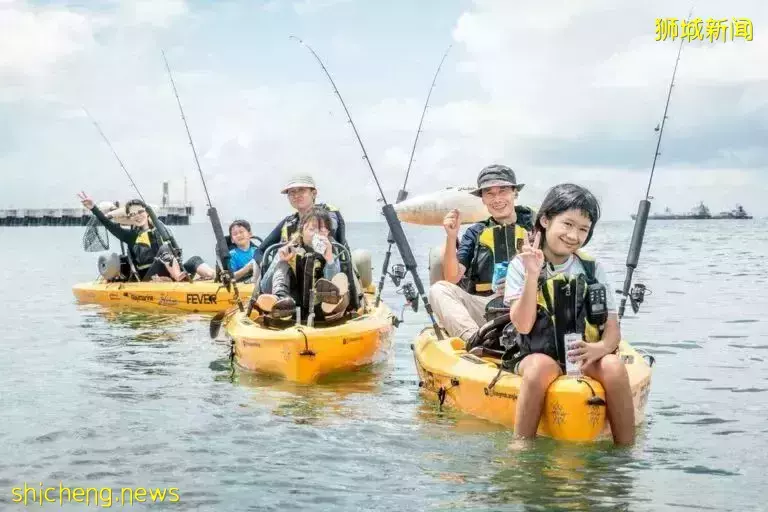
[1,219,767,511]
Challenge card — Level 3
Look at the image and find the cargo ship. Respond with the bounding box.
[631,202,753,220]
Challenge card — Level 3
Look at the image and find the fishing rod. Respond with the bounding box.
[374,44,452,308]
[160,50,241,307]
[617,12,690,319]
[290,36,443,339]
[83,106,182,259]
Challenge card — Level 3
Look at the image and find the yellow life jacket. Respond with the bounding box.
[464,210,533,295]
[280,203,341,243]
[511,251,605,369]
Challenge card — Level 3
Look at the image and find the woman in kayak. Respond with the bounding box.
[78,192,215,282]
[258,174,349,254]
[256,206,349,321]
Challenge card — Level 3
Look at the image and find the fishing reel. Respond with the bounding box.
[388,263,418,312]
[388,263,407,286]
[617,283,652,314]
[629,283,651,314]
[392,282,419,328]
[214,264,234,293]
[401,282,419,313]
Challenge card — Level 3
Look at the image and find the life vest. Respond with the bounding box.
[132,229,162,270]
[463,205,535,295]
[281,250,330,320]
[279,241,361,320]
[508,251,605,370]
[280,203,341,243]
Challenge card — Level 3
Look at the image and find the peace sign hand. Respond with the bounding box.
[77,191,94,210]
[519,231,544,276]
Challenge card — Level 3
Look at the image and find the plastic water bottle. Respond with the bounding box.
[564,332,582,377]
[311,233,327,255]
[491,261,509,293]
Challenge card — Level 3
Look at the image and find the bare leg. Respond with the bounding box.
[162,258,187,281]
[514,354,562,439]
[195,263,216,280]
[582,354,635,445]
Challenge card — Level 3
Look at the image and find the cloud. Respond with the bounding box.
[120,0,188,28]
[0,0,97,76]
[1,0,766,225]
[292,0,352,16]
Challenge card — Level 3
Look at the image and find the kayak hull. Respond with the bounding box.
[72,280,254,313]
[224,295,395,384]
[412,329,653,442]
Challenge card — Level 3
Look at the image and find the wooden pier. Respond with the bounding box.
[0,205,194,226]
[1,182,194,227]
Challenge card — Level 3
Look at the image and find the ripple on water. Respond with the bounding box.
[674,417,737,426]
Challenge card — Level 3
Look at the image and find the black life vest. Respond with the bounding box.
[285,249,352,321]
[132,228,163,270]
[462,205,535,296]
[504,251,605,371]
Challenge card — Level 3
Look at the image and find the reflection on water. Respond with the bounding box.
[212,355,394,426]
[480,443,636,511]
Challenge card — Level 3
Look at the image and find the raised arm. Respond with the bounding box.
[78,192,137,245]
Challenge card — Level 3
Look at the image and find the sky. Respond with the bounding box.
[1,0,766,224]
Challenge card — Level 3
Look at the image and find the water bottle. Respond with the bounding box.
[311,233,327,255]
[563,332,582,377]
[491,261,509,293]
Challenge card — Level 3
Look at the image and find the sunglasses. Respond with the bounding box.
[128,209,147,217]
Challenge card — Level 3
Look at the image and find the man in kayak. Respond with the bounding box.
[258,174,348,254]
[78,192,215,282]
[428,164,534,349]
[503,183,634,445]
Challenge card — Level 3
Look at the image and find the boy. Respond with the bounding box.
[503,183,635,446]
[228,219,262,283]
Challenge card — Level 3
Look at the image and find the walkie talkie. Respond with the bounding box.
[586,282,608,325]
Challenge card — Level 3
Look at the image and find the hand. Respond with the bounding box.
[77,191,94,210]
[493,276,506,295]
[278,244,295,262]
[443,209,460,238]
[519,231,544,276]
[567,340,608,368]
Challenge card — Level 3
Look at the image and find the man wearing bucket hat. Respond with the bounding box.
[429,164,535,349]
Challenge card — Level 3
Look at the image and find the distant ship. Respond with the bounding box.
[713,204,753,219]
[631,202,753,220]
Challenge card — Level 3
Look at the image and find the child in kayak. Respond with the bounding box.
[256,206,349,321]
[228,219,262,283]
[503,183,635,445]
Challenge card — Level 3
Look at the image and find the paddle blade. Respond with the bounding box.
[209,311,226,339]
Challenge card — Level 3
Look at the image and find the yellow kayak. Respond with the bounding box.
[221,293,395,384]
[72,280,254,313]
[412,328,653,442]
